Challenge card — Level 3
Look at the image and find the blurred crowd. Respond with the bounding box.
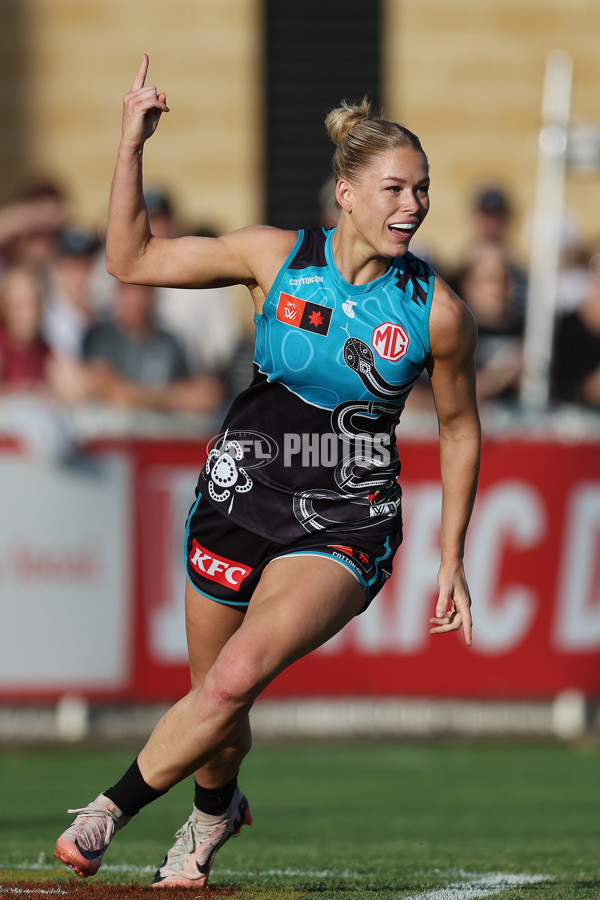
[0,180,252,457]
[0,176,599,457]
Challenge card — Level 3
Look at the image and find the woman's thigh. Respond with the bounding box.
[207,554,366,700]
[185,578,246,688]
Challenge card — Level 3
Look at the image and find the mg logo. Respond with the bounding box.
[371,322,409,361]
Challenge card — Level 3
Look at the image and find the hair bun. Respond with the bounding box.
[325,98,372,146]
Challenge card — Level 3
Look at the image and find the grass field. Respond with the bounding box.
[0,739,598,899]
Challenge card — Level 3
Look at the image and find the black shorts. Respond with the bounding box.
[184,491,402,613]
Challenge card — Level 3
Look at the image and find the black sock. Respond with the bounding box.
[194,774,238,816]
[104,758,168,817]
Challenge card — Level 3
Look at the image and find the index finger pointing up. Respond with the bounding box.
[132,54,149,91]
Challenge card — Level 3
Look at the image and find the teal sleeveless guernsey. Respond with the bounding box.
[198,226,435,542]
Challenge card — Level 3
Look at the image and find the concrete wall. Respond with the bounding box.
[4,0,263,234]
[3,0,600,268]
[383,0,600,269]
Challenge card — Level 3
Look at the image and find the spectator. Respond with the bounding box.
[552,244,600,409]
[449,183,528,325]
[144,187,178,237]
[64,280,225,414]
[0,179,68,277]
[471,184,513,244]
[43,225,101,358]
[0,265,52,393]
[553,217,589,316]
[457,243,524,405]
[0,264,75,458]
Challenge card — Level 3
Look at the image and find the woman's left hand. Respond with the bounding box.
[429,559,473,646]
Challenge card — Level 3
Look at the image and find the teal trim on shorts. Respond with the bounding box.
[184,571,250,607]
[368,536,392,589]
[274,550,368,593]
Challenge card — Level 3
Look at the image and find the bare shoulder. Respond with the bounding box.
[220,224,298,259]
[212,225,298,300]
[219,225,298,289]
[430,276,478,360]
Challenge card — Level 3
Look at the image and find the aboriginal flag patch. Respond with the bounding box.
[276,292,332,336]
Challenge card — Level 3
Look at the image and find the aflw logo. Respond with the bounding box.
[372,322,409,361]
[276,292,332,335]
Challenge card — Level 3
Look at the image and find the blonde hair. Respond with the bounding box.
[325,97,427,183]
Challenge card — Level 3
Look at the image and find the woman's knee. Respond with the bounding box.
[201,650,265,713]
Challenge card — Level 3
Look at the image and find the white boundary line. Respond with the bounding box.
[404,871,553,899]
[0,891,69,897]
[3,863,553,897]
[5,860,364,878]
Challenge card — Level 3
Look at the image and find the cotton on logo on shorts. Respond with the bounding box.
[188,539,252,591]
[372,322,409,361]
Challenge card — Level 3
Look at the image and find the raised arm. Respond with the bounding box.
[426,278,481,646]
[106,56,294,296]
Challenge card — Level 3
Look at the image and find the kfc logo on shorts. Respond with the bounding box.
[371,322,409,361]
[188,540,252,592]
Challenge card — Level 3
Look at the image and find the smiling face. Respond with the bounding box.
[336,147,430,259]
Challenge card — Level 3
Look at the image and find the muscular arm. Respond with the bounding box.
[427,278,481,645]
[106,56,295,302]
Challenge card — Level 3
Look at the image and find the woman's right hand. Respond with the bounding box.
[121,54,170,151]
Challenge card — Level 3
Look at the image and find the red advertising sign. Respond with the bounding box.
[1,436,599,702]
[129,437,600,702]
